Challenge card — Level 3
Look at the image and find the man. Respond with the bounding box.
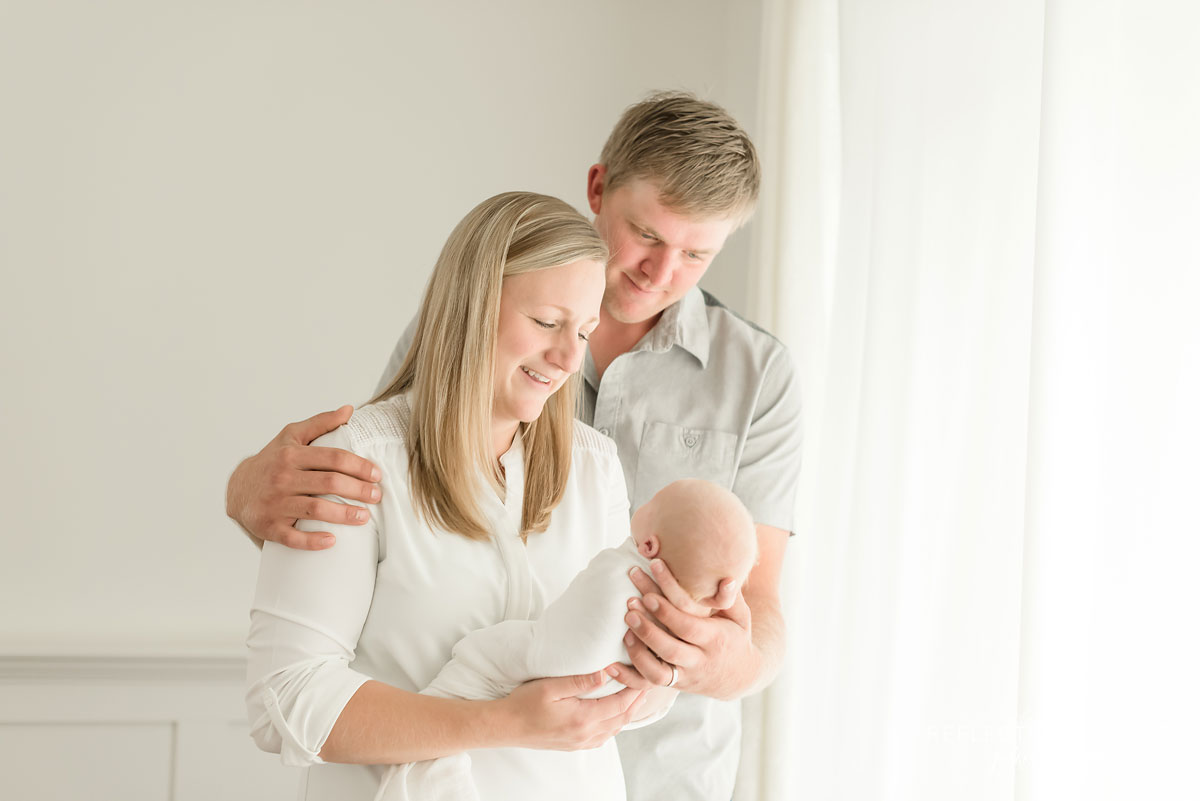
[227,91,802,801]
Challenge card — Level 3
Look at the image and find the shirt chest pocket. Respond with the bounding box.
[633,421,739,510]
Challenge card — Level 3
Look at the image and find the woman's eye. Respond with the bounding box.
[578,332,590,342]
[534,319,555,329]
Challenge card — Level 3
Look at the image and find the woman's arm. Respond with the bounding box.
[246,429,646,766]
[323,672,647,763]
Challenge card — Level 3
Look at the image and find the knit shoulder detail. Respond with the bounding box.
[344,395,411,448]
[572,420,617,456]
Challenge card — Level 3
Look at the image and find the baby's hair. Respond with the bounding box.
[638,480,757,604]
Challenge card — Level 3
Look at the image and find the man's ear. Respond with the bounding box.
[637,533,660,559]
[586,164,607,214]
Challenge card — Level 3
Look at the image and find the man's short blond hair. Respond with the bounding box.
[599,91,760,225]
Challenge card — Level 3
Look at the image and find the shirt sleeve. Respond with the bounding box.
[244,426,380,767]
[374,314,419,397]
[732,342,804,534]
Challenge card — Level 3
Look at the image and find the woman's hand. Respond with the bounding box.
[498,671,647,751]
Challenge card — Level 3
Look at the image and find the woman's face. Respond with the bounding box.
[492,259,605,436]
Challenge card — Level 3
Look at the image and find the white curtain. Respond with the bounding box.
[739,1,1200,799]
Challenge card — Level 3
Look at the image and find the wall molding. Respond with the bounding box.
[0,650,246,684]
[0,649,298,800]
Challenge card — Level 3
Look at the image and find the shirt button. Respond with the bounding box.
[599,427,610,437]
[684,435,698,447]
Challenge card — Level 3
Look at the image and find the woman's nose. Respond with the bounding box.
[548,331,586,373]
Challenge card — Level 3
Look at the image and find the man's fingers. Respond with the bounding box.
[634,594,705,644]
[622,631,676,686]
[284,405,355,446]
[709,578,740,611]
[293,468,382,505]
[628,566,662,596]
[648,561,710,618]
[266,524,336,551]
[299,445,383,484]
[719,590,753,630]
[625,605,702,669]
[286,495,371,527]
[629,564,712,618]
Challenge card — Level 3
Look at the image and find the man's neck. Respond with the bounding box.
[589,308,660,382]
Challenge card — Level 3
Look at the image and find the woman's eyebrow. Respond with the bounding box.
[536,304,599,324]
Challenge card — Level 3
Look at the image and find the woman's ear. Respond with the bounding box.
[637,533,660,559]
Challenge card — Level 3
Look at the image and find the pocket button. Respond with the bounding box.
[683,434,698,448]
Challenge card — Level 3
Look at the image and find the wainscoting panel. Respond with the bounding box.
[0,652,301,801]
[0,722,173,800]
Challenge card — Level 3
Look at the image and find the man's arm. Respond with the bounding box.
[228,318,418,551]
[606,523,789,701]
[225,405,382,550]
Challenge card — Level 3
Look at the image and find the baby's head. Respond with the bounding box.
[630,479,758,611]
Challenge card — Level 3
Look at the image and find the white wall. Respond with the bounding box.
[0,2,763,652]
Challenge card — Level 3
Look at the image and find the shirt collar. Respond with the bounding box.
[581,286,711,387]
[642,286,710,367]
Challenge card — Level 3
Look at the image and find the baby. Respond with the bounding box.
[375,478,758,801]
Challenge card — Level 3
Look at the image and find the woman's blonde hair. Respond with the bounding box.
[374,192,608,542]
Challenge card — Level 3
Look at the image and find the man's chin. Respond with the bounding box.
[602,294,659,326]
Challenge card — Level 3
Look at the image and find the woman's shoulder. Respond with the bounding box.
[570,419,618,458]
[312,395,410,453]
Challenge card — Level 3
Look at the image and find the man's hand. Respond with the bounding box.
[225,405,382,550]
[500,672,647,751]
[608,561,759,701]
[606,524,789,701]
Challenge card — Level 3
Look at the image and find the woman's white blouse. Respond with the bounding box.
[246,395,632,800]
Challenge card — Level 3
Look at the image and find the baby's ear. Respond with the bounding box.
[638,534,661,559]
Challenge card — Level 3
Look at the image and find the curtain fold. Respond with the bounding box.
[742,0,1198,799]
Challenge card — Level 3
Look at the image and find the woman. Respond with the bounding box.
[246,192,656,799]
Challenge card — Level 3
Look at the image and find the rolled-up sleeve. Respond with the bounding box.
[245,429,380,767]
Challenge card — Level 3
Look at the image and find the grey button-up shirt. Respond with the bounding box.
[375,285,803,801]
[581,286,802,530]
[583,286,802,801]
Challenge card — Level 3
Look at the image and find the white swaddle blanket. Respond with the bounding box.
[375,537,659,801]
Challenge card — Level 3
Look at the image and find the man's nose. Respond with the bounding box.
[640,248,675,287]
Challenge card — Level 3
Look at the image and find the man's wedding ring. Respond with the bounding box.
[667,664,679,688]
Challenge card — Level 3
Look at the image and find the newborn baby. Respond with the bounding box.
[375,478,758,801]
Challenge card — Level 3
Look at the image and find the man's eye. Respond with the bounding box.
[578,332,590,342]
[640,232,656,241]
[686,252,701,261]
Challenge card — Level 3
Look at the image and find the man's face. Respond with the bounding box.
[588,172,737,326]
